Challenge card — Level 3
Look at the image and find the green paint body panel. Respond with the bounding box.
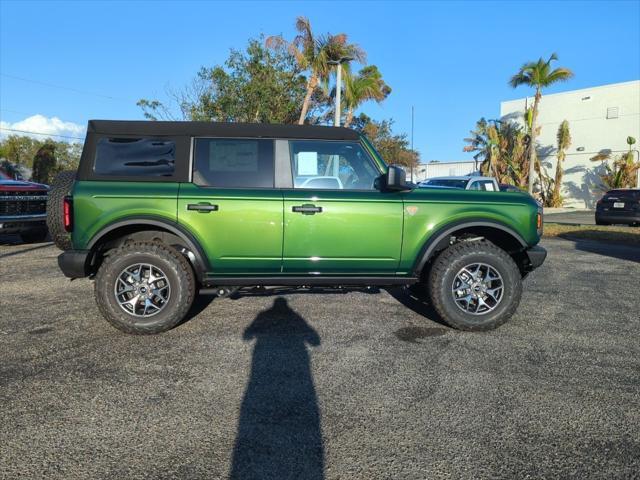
[176,183,283,274]
[398,188,540,272]
[70,139,541,281]
[71,181,179,250]
[282,189,404,274]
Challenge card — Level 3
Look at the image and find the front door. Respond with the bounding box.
[282,139,403,275]
[178,138,283,275]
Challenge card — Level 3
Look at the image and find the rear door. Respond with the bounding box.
[281,139,404,275]
[178,138,283,275]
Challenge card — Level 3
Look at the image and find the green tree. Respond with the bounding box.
[341,65,391,127]
[590,136,640,190]
[0,135,82,180]
[32,142,57,184]
[138,38,307,124]
[353,114,419,169]
[550,120,571,207]
[509,53,574,193]
[266,16,365,124]
[464,118,530,188]
[0,135,41,168]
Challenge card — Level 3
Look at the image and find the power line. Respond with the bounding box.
[0,73,134,103]
[0,127,84,141]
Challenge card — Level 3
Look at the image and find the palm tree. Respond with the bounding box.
[266,17,365,125]
[550,120,571,207]
[464,118,531,187]
[463,118,501,179]
[590,136,640,189]
[509,53,574,193]
[341,66,391,127]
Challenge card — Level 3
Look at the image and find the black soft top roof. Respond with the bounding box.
[87,120,360,140]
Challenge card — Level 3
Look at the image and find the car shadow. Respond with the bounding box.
[558,237,640,263]
[230,285,381,297]
[384,286,450,329]
[0,242,54,259]
[229,297,324,480]
[180,294,217,324]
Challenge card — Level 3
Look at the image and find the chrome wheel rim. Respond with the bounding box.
[114,263,171,317]
[451,263,504,315]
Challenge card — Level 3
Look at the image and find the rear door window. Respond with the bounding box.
[193,138,274,188]
[94,138,176,176]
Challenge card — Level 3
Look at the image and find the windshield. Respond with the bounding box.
[605,190,640,200]
[424,179,468,189]
[359,135,387,170]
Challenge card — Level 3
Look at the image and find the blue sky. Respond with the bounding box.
[1,0,639,161]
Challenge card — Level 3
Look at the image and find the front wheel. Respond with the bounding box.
[426,240,523,331]
[94,241,196,334]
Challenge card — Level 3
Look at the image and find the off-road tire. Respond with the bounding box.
[46,170,76,250]
[95,241,196,335]
[20,228,48,244]
[426,240,523,331]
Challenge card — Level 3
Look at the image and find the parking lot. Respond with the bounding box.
[1,236,639,479]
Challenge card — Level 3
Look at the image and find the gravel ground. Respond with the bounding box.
[0,236,638,479]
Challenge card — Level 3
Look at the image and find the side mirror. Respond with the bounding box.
[382,165,411,191]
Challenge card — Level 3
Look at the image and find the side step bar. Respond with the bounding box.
[201,276,418,288]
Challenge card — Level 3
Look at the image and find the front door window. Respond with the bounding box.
[289,140,380,190]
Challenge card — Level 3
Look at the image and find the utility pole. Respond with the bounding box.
[328,56,353,127]
[411,106,415,182]
[335,63,343,127]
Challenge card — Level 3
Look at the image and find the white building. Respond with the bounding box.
[412,160,480,182]
[500,80,640,208]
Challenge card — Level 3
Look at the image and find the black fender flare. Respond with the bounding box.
[87,216,210,279]
[412,219,528,276]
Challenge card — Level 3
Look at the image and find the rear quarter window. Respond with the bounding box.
[94,138,176,177]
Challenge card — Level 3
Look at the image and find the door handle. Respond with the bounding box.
[187,203,219,213]
[292,204,322,215]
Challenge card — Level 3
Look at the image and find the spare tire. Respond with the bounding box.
[46,171,76,251]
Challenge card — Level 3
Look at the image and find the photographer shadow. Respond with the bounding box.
[229,297,324,480]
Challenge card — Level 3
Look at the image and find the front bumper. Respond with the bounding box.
[525,245,547,271]
[58,250,91,278]
[0,214,46,234]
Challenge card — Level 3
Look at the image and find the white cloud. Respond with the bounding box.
[0,114,85,142]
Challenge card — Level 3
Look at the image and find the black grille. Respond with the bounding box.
[0,191,48,216]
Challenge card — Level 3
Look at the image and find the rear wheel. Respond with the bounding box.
[595,219,609,226]
[46,171,76,250]
[426,240,522,331]
[95,241,196,334]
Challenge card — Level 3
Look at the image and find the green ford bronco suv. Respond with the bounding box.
[49,120,546,334]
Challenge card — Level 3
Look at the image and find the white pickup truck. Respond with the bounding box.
[418,175,500,192]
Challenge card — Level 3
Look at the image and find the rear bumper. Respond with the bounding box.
[525,245,547,271]
[58,250,90,278]
[595,211,640,224]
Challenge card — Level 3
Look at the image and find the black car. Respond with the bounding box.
[595,189,640,226]
[499,184,524,193]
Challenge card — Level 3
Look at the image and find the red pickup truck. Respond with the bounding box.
[0,170,49,242]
